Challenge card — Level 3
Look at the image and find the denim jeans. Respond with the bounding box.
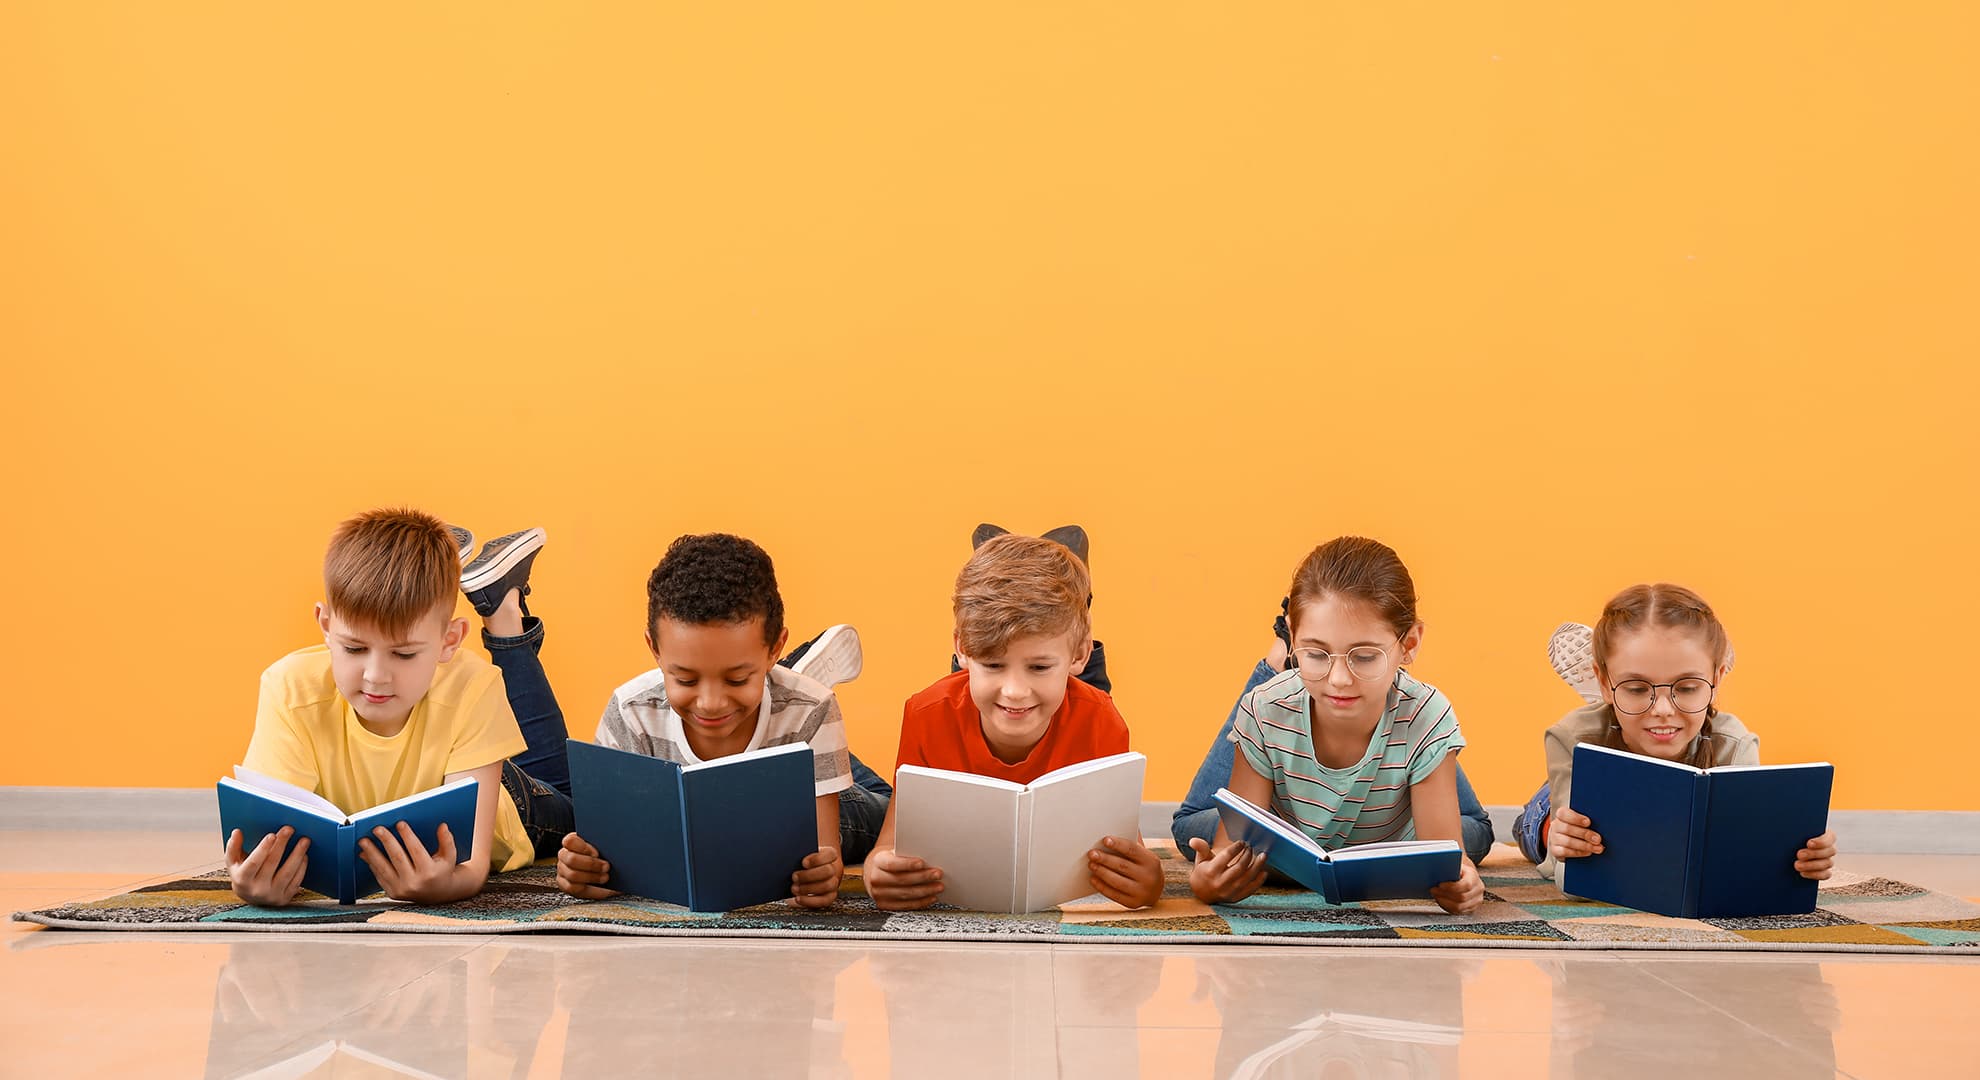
[949,638,1112,694]
[1170,659,1497,865]
[484,616,576,859]
[1512,782,1551,864]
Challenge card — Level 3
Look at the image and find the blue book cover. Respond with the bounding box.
[1561,744,1832,918]
[567,739,817,913]
[215,770,478,905]
[1212,788,1461,904]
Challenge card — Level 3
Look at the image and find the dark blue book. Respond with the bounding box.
[566,738,817,912]
[1560,743,1834,918]
[215,767,479,905]
[1212,788,1462,904]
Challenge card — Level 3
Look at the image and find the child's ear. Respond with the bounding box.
[644,626,661,664]
[1067,636,1093,675]
[436,616,470,662]
[314,602,332,634]
[771,626,789,665]
[952,632,968,665]
[1397,622,1426,665]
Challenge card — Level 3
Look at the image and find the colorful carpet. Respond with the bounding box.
[13,844,1980,952]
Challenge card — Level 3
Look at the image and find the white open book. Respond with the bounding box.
[894,751,1146,913]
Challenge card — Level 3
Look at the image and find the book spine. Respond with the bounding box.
[1012,790,1032,914]
[338,822,356,905]
[678,776,697,912]
[1682,773,1713,919]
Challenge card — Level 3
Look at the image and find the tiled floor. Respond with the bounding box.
[3,832,1978,1079]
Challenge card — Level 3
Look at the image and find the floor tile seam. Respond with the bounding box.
[1628,959,1853,1071]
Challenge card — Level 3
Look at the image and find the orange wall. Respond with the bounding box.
[4,4,1975,809]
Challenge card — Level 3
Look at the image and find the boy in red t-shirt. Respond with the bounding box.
[863,534,1164,911]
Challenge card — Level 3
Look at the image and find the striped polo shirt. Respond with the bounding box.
[1229,667,1465,849]
[593,664,854,797]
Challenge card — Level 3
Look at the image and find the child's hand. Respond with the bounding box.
[792,845,844,908]
[1548,805,1603,860]
[226,827,310,907]
[555,832,620,899]
[1431,856,1484,915]
[1796,828,1838,880]
[863,848,943,911]
[1187,837,1267,904]
[358,822,474,904]
[1088,836,1164,909]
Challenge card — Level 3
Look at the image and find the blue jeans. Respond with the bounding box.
[1170,659,1497,865]
[484,617,576,860]
[1513,782,1551,864]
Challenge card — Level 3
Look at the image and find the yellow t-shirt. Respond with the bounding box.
[243,645,535,873]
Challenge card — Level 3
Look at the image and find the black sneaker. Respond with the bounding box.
[1041,525,1090,567]
[461,528,546,617]
[446,525,475,564]
[1272,595,1292,666]
[971,522,1091,568]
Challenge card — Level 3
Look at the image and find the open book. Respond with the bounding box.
[215,766,479,905]
[894,751,1146,913]
[1213,788,1460,904]
[566,739,817,912]
[1560,743,1833,918]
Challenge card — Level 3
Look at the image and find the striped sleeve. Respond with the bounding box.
[794,694,854,797]
[1402,692,1465,785]
[595,693,651,755]
[1229,684,1274,780]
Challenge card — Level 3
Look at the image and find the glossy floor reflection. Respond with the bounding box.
[4,833,1978,1079]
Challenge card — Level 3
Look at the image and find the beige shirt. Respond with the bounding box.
[1535,701,1759,879]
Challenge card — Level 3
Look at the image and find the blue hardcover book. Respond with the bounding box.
[1212,788,1462,904]
[566,738,817,913]
[1560,743,1833,918]
[215,767,479,905]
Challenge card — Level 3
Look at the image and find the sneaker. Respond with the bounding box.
[972,523,1091,568]
[1547,622,1602,705]
[461,528,546,618]
[446,524,475,564]
[789,624,862,688]
[1040,525,1090,567]
[971,523,1010,550]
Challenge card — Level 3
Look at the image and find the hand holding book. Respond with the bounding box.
[225,825,312,907]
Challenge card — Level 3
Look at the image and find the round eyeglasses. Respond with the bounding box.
[1290,643,1395,682]
[1609,678,1716,715]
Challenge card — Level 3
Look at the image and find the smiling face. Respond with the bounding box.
[1289,593,1421,731]
[648,615,788,757]
[318,602,467,733]
[1596,624,1724,762]
[955,630,1091,764]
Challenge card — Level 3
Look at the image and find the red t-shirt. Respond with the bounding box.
[895,670,1131,785]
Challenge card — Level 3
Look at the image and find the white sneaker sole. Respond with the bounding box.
[1547,622,1602,705]
[791,624,862,689]
[461,528,546,593]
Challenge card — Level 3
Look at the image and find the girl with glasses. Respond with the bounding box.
[1182,537,1484,913]
[1513,583,1838,882]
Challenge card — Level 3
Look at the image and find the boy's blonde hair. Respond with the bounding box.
[953,533,1091,659]
[323,507,458,637]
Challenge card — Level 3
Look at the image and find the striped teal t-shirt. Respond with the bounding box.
[1229,667,1466,849]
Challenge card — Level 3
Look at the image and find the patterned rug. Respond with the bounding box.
[13,844,1980,953]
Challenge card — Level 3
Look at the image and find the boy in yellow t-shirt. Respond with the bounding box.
[227,508,573,906]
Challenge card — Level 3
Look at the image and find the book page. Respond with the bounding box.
[231,765,347,820]
[1022,753,1144,911]
[679,740,813,774]
[1326,839,1461,861]
[1576,743,1703,774]
[1028,751,1146,789]
[1217,788,1327,858]
[894,766,1022,912]
[363,775,476,823]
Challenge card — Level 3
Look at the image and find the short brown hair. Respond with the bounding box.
[953,533,1092,659]
[1288,536,1419,640]
[323,507,458,637]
